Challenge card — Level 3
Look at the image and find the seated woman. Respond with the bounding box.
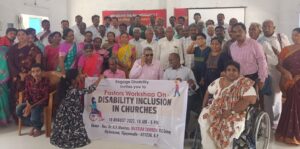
[199,61,257,149]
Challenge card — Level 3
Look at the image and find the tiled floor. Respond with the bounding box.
[0,124,299,149]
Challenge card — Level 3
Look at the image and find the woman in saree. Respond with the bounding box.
[112,32,136,78]
[102,32,116,57]
[57,28,78,75]
[0,46,10,125]
[26,28,45,54]
[199,61,257,149]
[7,29,42,123]
[44,32,61,71]
[78,43,103,77]
[275,27,300,145]
[101,32,116,71]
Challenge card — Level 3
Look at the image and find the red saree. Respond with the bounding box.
[275,47,300,145]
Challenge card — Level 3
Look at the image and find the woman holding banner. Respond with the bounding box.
[50,69,102,148]
[199,61,257,149]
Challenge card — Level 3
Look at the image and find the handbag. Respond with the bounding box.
[260,75,272,96]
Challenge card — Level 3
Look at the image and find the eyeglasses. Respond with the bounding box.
[145,54,153,57]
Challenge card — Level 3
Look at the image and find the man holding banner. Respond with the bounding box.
[163,53,201,138]
[83,72,189,149]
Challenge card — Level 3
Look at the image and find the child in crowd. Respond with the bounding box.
[50,69,102,148]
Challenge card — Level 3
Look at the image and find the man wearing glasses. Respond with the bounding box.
[129,47,163,80]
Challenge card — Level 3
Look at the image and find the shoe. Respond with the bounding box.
[33,129,42,137]
[29,128,34,136]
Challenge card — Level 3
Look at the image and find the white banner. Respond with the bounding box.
[83,78,188,149]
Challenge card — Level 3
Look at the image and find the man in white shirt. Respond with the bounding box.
[74,22,86,44]
[217,13,230,40]
[163,53,200,136]
[36,20,51,46]
[249,23,262,40]
[154,26,165,41]
[215,25,227,48]
[71,15,83,34]
[182,24,198,69]
[190,13,204,26]
[158,27,184,70]
[141,28,159,60]
[205,25,215,46]
[86,15,100,38]
[107,17,121,37]
[104,16,111,30]
[129,47,163,80]
[258,19,290,129]
[129,28,145,59]
[61,20,69,32]
[99,25,107,44]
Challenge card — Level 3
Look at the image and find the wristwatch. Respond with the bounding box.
[231,110,236,115]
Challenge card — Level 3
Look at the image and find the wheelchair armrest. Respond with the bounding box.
[48,91,56,108]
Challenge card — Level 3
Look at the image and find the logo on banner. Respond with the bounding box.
[174,80,181,97]
[89,97,105,121]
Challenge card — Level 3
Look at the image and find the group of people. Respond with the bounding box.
[0,12,299,149]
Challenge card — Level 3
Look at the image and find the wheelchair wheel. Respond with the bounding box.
[89,113,98,121]
[253,112,271,149]
[192,126,202,149]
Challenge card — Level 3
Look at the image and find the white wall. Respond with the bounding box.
[1,0,298,37]
[0,0,68,35]
[67,0,164,26]
[68,0,294,34]
[168,0,280,29]
[278,0,300,40]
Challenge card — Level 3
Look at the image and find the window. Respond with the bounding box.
[20,14,49,33]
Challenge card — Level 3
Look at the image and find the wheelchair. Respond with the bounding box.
[192,95,271,149]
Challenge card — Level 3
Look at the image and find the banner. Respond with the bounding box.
[102,9,167,27]
[174,8,189,27]
[83,78,188,149]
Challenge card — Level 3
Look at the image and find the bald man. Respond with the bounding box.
[157,27,184,70]
[258,20,290,129]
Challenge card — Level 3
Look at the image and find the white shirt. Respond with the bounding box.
[181,36,195,69]
[100,35,108,45]
[107,26,121,37]
[157,37,184,70]
[86,25,100,38]
[74,32,85,44]
[258,33,290,69]
[36,31,50,46]
[71,25,80,34]
[219,23,230,41]
[129,38,145,59]
[140,39,159,60]
[163,65,199,94]
[127,26,131,34]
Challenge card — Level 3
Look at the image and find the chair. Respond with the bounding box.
[17,71,60,137]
